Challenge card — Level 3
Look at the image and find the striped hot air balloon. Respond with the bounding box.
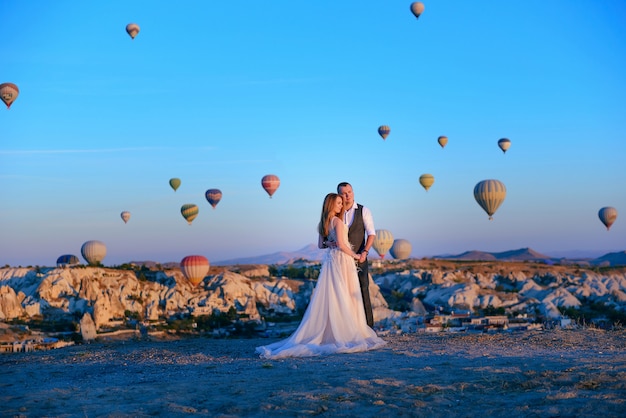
[419,174,435,191]
[498,138,511,153]
[598,207,618,231]
[261,174,280,198]
[169,178,181,192]
[473,180,507,220]
[81,240,107,266]
[126,23,140,39]
[373,229,394,260]
[0,82,19,109]
[180,255,210,287]
[56,254,80,268]
[378,125,391,140]
[390,239,412,260]
[205,189,222,209]
[181,204,199,225]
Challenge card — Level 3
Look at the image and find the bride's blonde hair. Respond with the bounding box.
[318,193,344,238]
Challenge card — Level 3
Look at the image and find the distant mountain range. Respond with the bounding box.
[433,247,553,262]
[211,245,626,267]
[435,247,626,267]
[592,251,626,267]
[212,244,327,266]
[130,245,625,268]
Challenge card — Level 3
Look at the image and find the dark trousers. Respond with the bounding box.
[357,259,374,327]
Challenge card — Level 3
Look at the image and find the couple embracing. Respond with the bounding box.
[256,182,386,359]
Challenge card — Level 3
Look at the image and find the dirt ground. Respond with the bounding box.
[1,328,625,418]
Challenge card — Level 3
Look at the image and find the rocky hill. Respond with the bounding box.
[593,251,626,267]
[375,260,626,322]
[1,260,625,339]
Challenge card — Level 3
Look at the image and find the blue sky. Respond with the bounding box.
[1,1,625,267]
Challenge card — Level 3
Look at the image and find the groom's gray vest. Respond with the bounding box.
[347,204,366,253]
[347,203,374,327]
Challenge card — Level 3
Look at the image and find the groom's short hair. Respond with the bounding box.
[337,182,351,192]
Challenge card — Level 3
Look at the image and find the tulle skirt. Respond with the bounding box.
[256,249,386,359]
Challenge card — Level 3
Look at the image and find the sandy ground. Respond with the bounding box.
[1,328,625,418]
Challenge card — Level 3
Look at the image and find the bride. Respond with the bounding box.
[256,193,386,359]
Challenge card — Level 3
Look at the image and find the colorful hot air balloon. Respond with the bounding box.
[410,2,425,19]
[373,229,394,260]
[378,125,391,140]
[419,174,435,191]
[498,138,511,153]
[180,255,210,287]
[126,23,140,39]
[205,189,222,209]
[0,82,19,109]
[181,204,199,225]
[169,178,181,192]
[598,207,618,231]
[56,254,80,268]
[390,239,412,260]
[81,240,107,266]
[438,136,448,149]
[120,211,131,224]
[261,174,280,198]
[474,179,507,220]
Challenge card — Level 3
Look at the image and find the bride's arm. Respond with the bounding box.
[332,218,359,260]
[317,233,326,249]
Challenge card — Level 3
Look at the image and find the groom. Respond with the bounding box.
[336,182,376,327]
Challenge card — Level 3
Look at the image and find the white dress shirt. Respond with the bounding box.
[343,201,376,239]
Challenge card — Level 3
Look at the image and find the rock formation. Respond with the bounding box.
[1,263,625,335]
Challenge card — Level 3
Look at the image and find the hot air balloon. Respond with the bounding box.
[419,174,435,191]
[261,174,280,198]
[0,82,19,109]
[598,207,618,231]
[373,229,394,260]
[473,179,507,220]
[120,211,131,224]
[410,2,425,19]
[180,255,210,287]
[205,189,222,209]
[378,125,391,140]
[498,138,511,154]
[438,136,448,149]
[169,178,181,192]
[390,239,412,260]
[56,254,80,268]
[81,240,107,266]
[181,204,199,225]
[126,23,140,39]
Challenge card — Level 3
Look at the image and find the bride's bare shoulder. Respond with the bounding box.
[331,217,345,229]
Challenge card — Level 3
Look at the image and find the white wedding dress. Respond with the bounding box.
[256,218,386,359]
